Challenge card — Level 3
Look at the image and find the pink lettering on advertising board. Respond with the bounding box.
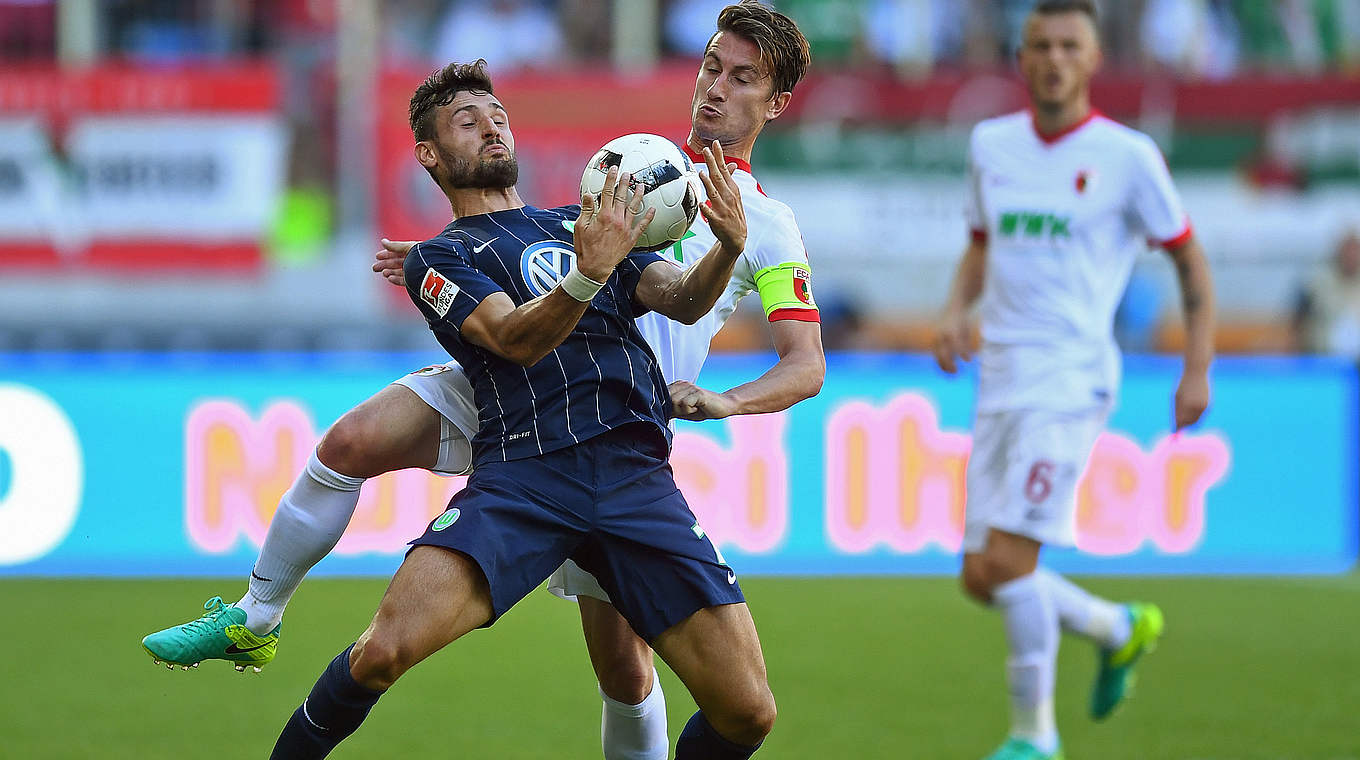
[824,393,1230,555]
[670,413,790,553]
[184,400,462,555]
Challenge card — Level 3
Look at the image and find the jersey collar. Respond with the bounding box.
[1030,108,1103,145]
[683,142,753,175]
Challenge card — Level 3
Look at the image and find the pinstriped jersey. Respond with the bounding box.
[403,204,670,466]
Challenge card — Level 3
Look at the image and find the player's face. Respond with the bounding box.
[691,32,779,145]
[428,90,518,190]
[1018,12,1102,111]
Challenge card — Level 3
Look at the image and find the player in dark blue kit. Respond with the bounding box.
[270,61,775,760]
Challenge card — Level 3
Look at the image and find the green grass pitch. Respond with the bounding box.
[2,574,1357,759]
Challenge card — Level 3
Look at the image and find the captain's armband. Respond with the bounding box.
[753,262,819,323]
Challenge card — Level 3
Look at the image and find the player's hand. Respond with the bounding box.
[668,380,739,421]
[1173,368,1210,430]
[932,308,973,374]
[697,140,746,253]
[574,165,656,281]
[373,238,416,287]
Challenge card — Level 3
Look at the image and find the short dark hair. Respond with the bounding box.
[1032,0,1099,23]
[712,1,811,97]
[409,59,495,142]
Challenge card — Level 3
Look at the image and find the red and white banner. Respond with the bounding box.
[0,65,284,272]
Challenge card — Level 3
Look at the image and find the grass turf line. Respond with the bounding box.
[1,574,1356,759]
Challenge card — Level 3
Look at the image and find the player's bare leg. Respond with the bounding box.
[142,383,443,670]
[579,597,669,759]
[236,382,442,631]
[651,602,775,758]
[271,545,493,758]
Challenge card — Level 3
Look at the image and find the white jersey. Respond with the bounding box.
[635,146,818,384]
[965,110,1191,413]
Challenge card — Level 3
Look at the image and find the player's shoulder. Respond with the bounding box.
[412,223,472,260]
[969,111,1031,148]
[534,203,583,221]
[1085,113,1164,159]
[733,171,796,223]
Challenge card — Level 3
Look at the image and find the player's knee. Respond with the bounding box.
[597,656,654,705]
[960,564,994,604]
[317,412,386,479]
[717,691,777,747]
[348,632,414,691]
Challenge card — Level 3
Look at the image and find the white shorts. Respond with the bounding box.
[392,361,479,476]
[962,406,1108,553]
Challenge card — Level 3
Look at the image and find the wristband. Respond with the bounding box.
[559,268,606,302]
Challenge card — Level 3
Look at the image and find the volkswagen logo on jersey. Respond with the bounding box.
[520,240,578,297]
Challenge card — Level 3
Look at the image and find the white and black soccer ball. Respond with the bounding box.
[580,133,702,252]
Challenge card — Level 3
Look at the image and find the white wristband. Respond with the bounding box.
[559,268,606,302]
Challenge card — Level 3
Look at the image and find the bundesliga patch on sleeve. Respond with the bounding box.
[420,267,460,318]
[754,262,819,322]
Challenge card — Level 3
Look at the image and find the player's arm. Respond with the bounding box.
[1132,134,1215,429]
[467,168,653,366]
[1164,234,1215,429]
[411,167,653,367]
[633,142,747,324]
[670,319,824,421]
[933,235,988,374]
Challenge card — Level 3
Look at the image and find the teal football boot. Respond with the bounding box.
[982,737,1065,760]
[141,596,279,673]
[1091,602,1164,720]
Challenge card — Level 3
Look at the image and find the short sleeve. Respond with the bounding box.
[403,237,504,330]
[617,249,667,317]
[964,130,988,242]
[749,205,819,322]
[1128,135,1192,248]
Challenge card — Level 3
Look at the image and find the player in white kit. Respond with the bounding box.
[932,2,1216,759]
[143,4,818,758]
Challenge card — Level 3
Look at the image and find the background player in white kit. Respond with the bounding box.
[932,2,1216,759]
[143,3,819,758]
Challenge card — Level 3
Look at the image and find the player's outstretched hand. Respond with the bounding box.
[668,380,738,421]
[574,165,656,281]
[1173,369,1210,430]
[932,309,973,374]
[373,238,417,287]
[697,140,746,253]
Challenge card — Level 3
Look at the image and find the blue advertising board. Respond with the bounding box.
[0,352,1353,577]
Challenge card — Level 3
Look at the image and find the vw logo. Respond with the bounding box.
[520,241,577,297]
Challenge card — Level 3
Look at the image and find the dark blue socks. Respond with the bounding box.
[675,710,762,759]
[270,644,384,759]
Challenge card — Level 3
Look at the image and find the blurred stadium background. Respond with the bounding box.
[1,1,1359,758]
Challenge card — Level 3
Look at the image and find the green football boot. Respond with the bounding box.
[982,738,1065,760]
[141,596,279,673]
[1090,602,1164,720]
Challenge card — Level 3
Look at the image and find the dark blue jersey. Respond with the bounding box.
[403,204,671,465]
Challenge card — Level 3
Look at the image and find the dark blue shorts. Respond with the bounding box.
[410,422,744,642]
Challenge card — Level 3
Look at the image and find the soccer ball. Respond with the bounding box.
[580,133,702,252]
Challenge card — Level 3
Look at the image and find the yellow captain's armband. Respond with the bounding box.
[753,262,819,322]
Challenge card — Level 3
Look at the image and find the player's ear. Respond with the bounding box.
[765,91,792,122]
[415,141,439,170]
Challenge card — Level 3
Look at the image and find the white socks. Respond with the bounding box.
[235,450,365,635]
[600,668,669,760]
[1037,568,1131,649]
[993,573,1059,754]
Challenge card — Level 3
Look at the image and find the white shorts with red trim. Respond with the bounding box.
[962,406,1108,553]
